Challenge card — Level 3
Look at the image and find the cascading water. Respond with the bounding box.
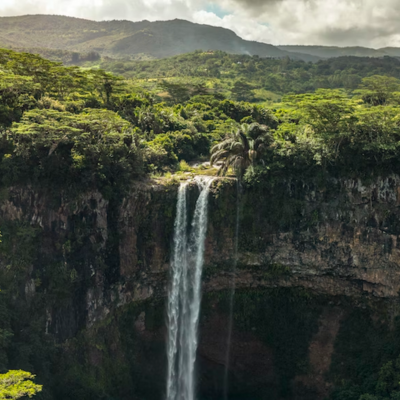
[166,176,215,400]
[166,181,188,400]
[223,180,241,400]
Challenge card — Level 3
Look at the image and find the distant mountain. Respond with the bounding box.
[279,45,396,59]
[379,48,400,57]
[0,15,314,61]
[2,15,400,64]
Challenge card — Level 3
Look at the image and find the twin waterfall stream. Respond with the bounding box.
[166,176,215,400]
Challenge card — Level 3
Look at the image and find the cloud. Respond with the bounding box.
[216,0,400,47]
[0,0,203,21]
[1,0,400,48]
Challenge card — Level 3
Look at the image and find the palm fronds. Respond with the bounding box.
[210,122,271,177]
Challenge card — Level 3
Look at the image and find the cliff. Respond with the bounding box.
[1,175,400,399]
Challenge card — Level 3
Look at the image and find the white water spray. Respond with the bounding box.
[166,176,215,400]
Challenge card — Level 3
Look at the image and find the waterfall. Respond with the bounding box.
[223,180,241,400]
[166,181,188,400]
[166,176,215,400]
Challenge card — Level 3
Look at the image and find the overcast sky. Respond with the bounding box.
[1,0,400,48]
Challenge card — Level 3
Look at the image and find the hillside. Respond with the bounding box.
[4,15,400,64]
[279,45,395,59]
[6,15,400,64]
[0,14,308,61]
[98,51,400,101]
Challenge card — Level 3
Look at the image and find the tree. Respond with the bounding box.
[350,105,400,165]
[230,79,256,102]
[210,123,271,177]
[284,89,357,161]
[0,370,42,399]
[88,70,123,105]
[0,73,39,127]
[355,75,400,106]
[9,108,142,190]
[159,80,190,103]
[159,80,209,103]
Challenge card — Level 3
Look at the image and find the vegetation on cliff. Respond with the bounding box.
[210,122,272,177]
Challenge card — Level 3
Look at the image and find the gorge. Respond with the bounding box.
[1,174,400,399]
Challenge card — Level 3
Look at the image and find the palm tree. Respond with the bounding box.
[210,123,271,177]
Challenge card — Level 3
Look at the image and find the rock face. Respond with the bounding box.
[1,175,400,399]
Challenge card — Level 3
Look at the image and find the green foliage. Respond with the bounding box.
[158,80,209,104]
[0,47,285,183]
[231,79,256,102]
[101,51,400,97]
[355,75,400,105]
[10,47,400,185]
[145,134,178,170]
[0,73,38,127]
[0,370,42,399]
[5,108,141,195]
[177,160,192,172]
[327,307,400,400]
[210,122,272,177]
[241,86,400,185]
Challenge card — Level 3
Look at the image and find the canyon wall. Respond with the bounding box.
[1,175,400,399]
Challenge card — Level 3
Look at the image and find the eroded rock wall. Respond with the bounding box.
[1,175,400,399]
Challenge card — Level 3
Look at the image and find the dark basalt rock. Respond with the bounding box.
[1,175,400,399]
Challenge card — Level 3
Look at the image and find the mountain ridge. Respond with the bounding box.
[278,45,398,59]
[1,15,400,62]
[0,15,317,61]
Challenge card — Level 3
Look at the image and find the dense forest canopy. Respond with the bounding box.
[1,48,400,193]
[98,51,400,96]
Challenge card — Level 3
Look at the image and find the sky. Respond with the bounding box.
[1,0,400,48]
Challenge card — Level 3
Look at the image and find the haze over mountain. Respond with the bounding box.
[1,15,400,63]
[0,15,306,61]
[278,45,400,59]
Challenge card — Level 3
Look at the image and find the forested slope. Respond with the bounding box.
[278,45,391,59]
[101,51,400,95]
